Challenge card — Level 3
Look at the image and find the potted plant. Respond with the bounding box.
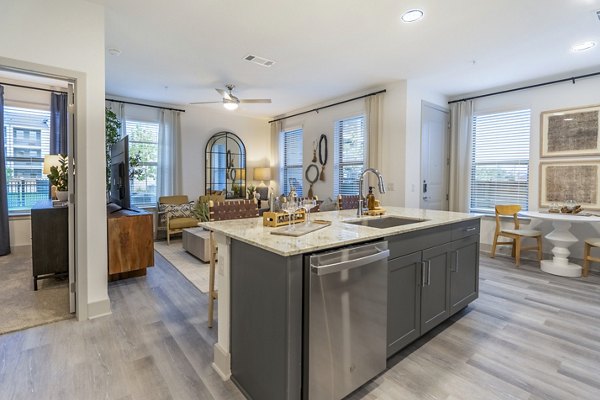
[105,108,120,191]
[47,154,68,201]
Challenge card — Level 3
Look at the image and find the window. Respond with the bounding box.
[334,115,366,195]
[3,106,51,213]
[126,120,159,206]
[279,128,303,196]
[470,109,531,213]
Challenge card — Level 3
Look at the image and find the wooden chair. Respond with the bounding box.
[158,195,198,245]
[338,194,360,210]
[208,199,259,328]
[491,204,543,267]
[583,238,600,277]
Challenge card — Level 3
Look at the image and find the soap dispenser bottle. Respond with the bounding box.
[367,186,376,210]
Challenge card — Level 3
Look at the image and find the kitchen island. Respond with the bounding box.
[200,207,480,400]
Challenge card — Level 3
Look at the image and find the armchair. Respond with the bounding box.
[158,195,198,244]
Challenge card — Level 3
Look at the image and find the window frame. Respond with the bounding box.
[279,127,303,196]
[469,108,532,214]
[334,114,367,196]
[125,119,159,207]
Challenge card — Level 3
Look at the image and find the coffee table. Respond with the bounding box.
[182,227,211,262]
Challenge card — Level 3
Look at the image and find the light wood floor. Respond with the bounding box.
[0,252,598,400]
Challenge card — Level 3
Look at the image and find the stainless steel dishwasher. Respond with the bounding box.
[308,241,389,400]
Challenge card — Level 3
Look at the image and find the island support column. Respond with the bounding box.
[213,232,232,380]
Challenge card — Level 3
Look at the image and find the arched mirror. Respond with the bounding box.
[205,131,246,199]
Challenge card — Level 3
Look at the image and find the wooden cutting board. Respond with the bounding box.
[270,220,332,237]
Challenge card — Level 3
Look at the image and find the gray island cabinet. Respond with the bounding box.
[200,207,480,400]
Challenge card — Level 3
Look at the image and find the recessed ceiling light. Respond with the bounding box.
[571,41,596,52]
[401,9,424,23]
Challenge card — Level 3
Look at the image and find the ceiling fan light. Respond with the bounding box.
[223,101,238,111]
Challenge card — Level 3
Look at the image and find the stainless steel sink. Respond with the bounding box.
[344,216,428,229]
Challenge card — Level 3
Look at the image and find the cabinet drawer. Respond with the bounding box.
[451,219,480,241]
[388,225,451,259]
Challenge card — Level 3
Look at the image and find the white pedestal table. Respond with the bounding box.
[520,211,600,277]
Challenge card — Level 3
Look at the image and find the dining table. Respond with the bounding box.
[520,210,600,277]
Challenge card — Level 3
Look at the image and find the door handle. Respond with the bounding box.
[421,261,426,287]
[423,180,428,193]
[423,196,429,201]
[453,251,459,273]
[427,260,431,286]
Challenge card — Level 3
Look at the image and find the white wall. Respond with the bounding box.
[0,0,108,319]
[181,106,271,200]
[468,75,600,258]
[274,80,448,208]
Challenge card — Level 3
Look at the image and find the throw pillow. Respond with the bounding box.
[159,201,196,223]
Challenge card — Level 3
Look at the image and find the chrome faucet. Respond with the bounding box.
[358,168,386,216]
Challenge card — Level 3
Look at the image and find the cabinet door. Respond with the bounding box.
[450,235,479,315]
[421,243,452,335]
[387,252,422,357]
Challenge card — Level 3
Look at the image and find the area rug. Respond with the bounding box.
[154,239,213,294]
[0,247,73,335]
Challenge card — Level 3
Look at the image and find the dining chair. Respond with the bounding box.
[338,194,360,210]
[491,204,543,267]
[207,199,259,328]
[583,238,600,277]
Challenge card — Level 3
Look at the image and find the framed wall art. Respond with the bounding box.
[541,104,600,157]
[539,161,600,209]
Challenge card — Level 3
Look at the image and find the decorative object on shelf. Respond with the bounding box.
[312,140,317,162]
[253,167,271,204]
[541,104,600,157]
[305,164,319,198]
[318,134,328,181]
[540,161,600,210]
[205,131,246,199]
[46,154,68,201]
[262,209,306,227]
[246,184,256,199]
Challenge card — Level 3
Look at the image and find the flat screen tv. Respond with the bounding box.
[109,135,131,210]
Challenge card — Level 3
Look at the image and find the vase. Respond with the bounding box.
[56,190,69,202]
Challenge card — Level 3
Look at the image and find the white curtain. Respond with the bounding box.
[366,93,384,190]
[449,100,474,212]
[157,109,182,196]
[270,120,282,196]
[107,101,125,138]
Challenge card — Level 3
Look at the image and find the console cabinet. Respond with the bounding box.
[107,208,154,279]
[387,219,480,358]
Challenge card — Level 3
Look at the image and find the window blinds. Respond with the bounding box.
[280,128,303,196]
[470,109,531,213]
[334,116,365,196]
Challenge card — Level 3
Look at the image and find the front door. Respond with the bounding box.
[420,102,449,210]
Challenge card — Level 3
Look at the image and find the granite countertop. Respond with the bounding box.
[198,207,480,257]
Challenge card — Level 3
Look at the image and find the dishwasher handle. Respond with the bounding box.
[311,249,389,276]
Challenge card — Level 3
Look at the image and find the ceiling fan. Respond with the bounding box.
[191,84,271,110]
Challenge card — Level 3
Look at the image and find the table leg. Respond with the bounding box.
[540,220,582,277]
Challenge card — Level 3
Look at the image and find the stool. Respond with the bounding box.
[583,238,600,277]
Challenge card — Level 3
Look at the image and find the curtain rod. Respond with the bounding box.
[268,89,386,124]
[0,81,67,94]
[106,98,186,113]
[448,71,600,104]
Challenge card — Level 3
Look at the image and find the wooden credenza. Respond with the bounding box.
[107,207,154,280]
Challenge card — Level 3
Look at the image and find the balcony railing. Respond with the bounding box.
[7,179,50,211]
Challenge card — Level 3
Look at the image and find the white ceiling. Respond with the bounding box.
[92,0,600,118]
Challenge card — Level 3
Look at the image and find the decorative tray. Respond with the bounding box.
[270,220,331,237]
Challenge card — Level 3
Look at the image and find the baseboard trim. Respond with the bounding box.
[213,342,231,381]
[87,298,112,319]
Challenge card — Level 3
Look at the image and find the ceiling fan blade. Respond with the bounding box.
[216,88,232,100]
[190,101,222,105]
[240,99,272,104]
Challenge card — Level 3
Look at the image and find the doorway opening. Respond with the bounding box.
[0,66,77,334]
